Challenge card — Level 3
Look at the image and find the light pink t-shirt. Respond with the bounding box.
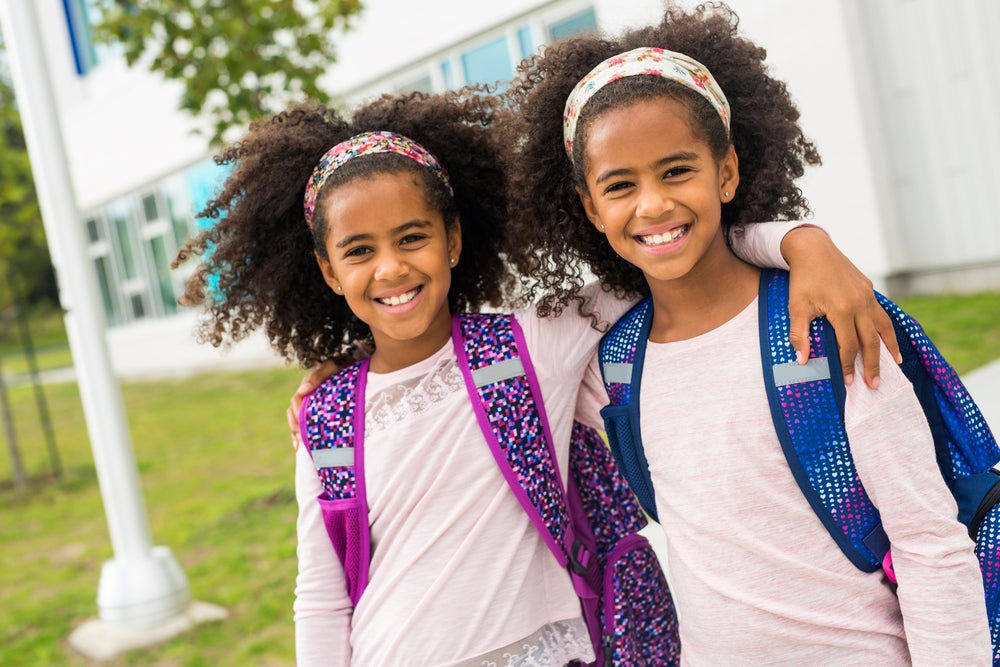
[293,223,797,666]
[579,294,990,666]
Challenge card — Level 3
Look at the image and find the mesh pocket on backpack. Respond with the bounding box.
[974,500,1000,666]
[602,534,679,666]
[319,496,368,604]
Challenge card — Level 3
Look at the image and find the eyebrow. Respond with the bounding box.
[594,151,701,185]
[335,219,433,248]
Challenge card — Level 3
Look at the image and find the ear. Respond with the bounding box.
[719,144,740,203]
[446,218,463,267]
[315,253,342,295]
[576,186,605,234]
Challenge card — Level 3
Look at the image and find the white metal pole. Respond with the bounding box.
[0,0,190,629]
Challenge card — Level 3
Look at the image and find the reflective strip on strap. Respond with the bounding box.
[471,357,525,388]
[772,357,831,387]
[312,447,354,469]
[602,362,633,385]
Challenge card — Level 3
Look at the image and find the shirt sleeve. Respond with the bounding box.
[845,346,992,665]
[293,443,353,667]
[517,281,639,383]
[574,352,610,432]
[730,221,825,271]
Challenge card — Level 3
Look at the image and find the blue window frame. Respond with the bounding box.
[461,36,513,87]
[547,9,598,40]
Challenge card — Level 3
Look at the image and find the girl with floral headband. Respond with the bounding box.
[180,85,901,664]
[503,3,990,664]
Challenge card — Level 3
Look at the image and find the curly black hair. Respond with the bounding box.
[502,1,821,316]
[174,90,513,367]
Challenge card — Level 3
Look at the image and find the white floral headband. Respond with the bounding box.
[562,46,731,159]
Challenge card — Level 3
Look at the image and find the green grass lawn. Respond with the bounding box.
[0,290,996,666]
[0,366,305,667]
[896,291,1000,376]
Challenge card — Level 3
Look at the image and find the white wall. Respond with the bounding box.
[34,0,211,213]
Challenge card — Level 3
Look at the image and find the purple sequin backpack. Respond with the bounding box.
[301,312,680,665]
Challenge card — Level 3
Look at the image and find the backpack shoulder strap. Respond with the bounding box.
[597,297,660,521]
[300,358,371,605]
[452,312,573,566]
[873,292,1000,480]
[759,269,887,572]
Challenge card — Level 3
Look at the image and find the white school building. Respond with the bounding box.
[21,0,1000,379]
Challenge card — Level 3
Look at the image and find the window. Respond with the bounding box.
[344,5,598,105]
[461,36,515,87]
[62,0,119,75]
[83,158,230,326]
[547,9,598,40]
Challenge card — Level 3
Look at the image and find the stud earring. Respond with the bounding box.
[336,285,343,292]
[724,191,730,199]
[600,224,606,231]
[450,257,455,265]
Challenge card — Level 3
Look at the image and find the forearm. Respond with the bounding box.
[729,220,823,270]
[294,446,353,666]
[851,381,991,664]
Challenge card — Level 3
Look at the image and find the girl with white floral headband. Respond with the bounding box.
[504,3,990,664]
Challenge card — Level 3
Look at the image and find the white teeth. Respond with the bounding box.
[378,289,418,306]
[640,226,688,246]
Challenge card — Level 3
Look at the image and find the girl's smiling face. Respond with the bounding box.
[315,170,461,372]
[577,96,739,290]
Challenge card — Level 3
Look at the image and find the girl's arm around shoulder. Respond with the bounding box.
[733,222,902,390]
[516,282,639,381]
[293,444,353,667]
[845,345,991,665]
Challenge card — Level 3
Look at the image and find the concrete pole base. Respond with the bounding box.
[67,600,228,661]
[95,546,191,626]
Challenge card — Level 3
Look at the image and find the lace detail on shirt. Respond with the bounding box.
[463,618,594,667]
[365,356,465,435]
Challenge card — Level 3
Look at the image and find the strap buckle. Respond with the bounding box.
[569,539,593,575]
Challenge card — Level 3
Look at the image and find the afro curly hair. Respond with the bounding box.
[502,1,821,317]
[174,90,514,367]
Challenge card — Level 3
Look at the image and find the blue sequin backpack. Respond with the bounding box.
[302,311,679,666]
[598,268,1000,664]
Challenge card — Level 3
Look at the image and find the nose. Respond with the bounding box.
[373,247,410,282]
[635,183,675,220]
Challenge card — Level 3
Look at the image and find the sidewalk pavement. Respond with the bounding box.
[962,358,1000,437]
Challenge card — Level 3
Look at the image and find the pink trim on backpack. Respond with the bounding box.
[882,549,897,585]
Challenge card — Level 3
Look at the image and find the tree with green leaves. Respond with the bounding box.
[93,0,362,145]
[0,31,58,311]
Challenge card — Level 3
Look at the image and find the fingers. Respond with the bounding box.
[832,318,861,388]
[288,360,340,450]
[787,305,812,366]
[874,303,902,364]
[287,404,303,450]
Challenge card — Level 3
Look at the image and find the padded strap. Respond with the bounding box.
[301,358,372,603]
[598,298,660,522]
[452,313,572,566]
[759,269,885,571]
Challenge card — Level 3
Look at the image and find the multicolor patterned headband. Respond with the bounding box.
[303,131,453,228]
[562,46,731,159]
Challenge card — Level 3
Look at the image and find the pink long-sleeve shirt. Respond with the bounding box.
[293,223,802,666]
[579,293,990,666]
